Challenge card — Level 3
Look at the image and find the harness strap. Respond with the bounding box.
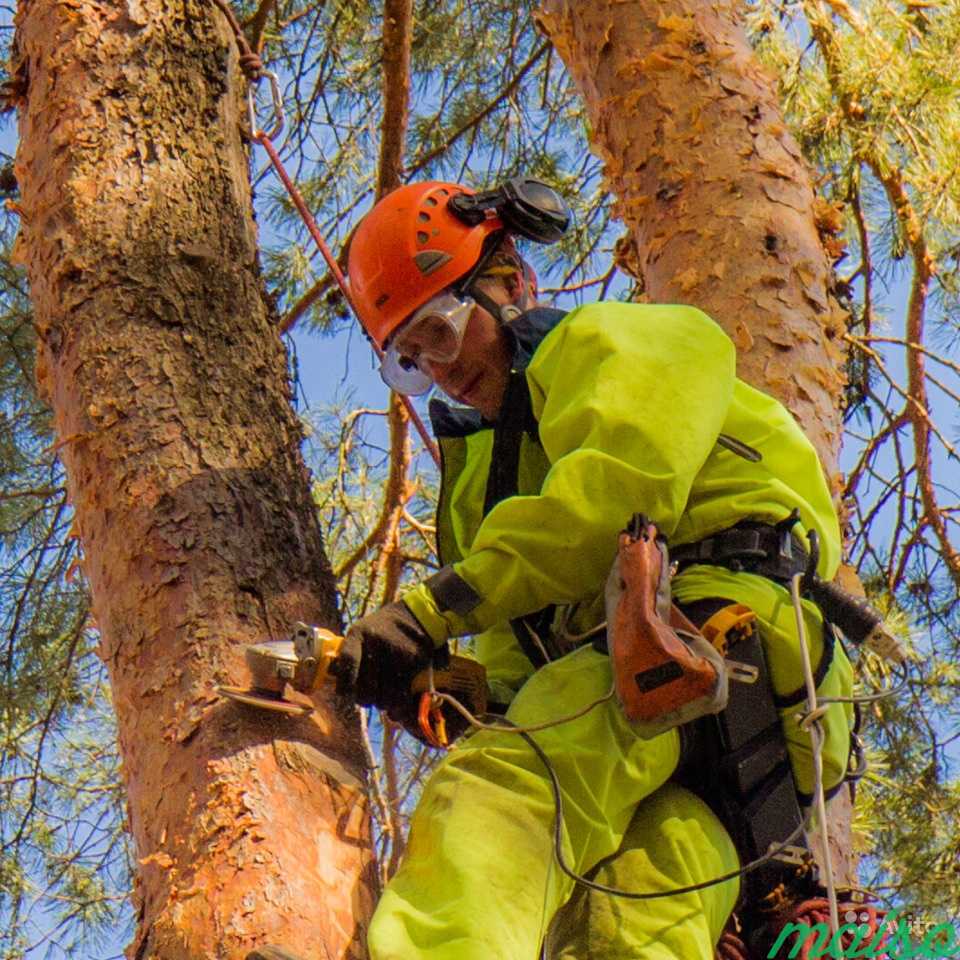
[482,370,538,515]
[671,520,808,584]
[673,604,818,910]
[482,371,561,667]
[671,522,851,865]
[773,621,836,709]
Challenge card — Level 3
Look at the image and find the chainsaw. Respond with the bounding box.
[218,624,488,747]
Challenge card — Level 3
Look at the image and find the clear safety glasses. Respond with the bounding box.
[380,292,475,395]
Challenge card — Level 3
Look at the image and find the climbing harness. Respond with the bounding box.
[423,514,906,921]
[670,512,908,664]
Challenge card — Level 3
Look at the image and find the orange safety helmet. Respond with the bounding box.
[347,182,503,348]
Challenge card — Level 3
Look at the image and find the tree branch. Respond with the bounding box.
[873,167,960,590]
[805,0,960,591]
[377,0,413,198]
[407,42,550,177]
[378,395,412,605]
[849,171,873,335]
[243,0,281,53]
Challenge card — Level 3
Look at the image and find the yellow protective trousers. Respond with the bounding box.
[366,646,740,960]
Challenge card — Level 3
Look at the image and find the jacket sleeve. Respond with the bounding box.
[403,303,736,644]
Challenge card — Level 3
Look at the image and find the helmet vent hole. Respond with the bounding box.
[438,188,450,196]
[425,197,438,207]
[418,212,430,222]
[416,231,429,244]
[414,250,453,275]
[375,293,389,308]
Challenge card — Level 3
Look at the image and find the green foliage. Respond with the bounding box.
[254,0,621,329]
[748,0,960,911]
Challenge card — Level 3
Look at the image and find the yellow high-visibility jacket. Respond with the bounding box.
[403,302,853,794]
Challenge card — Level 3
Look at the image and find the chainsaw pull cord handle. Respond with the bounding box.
[209,2,442,468]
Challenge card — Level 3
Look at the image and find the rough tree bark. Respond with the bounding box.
[12,0,374,956]
[537,0,847,477]
[536,0,855,885]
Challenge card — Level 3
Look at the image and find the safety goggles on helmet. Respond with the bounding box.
[380,291,476,395]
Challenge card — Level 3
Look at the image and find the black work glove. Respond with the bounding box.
[333,601,448,717]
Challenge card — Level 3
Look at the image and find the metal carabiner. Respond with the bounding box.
[417,692,449,749]
[247,69,284,142]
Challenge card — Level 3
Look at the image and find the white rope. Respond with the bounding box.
[427,663,614,734]
[790,572,840,934]
[424,582,848,908]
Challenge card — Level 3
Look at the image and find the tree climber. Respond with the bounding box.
[250,179,870,960]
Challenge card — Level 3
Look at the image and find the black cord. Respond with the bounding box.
[515,727,813,901]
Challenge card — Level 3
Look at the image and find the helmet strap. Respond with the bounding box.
[517,256,537,311]
[457,229,534,324]
[469,284,523,325]
[455,229,510,322]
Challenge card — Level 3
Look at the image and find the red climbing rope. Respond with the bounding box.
[210,7,442,467]
[249,89,441,467]
[725,895,894,960]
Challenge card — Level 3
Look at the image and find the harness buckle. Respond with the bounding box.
[700,603,758,656]
[726,659,760,684]
[770,844,813,868]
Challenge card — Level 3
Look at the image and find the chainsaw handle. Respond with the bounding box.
[806,579,880,645]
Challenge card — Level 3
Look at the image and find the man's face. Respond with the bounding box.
[423,293,511,421]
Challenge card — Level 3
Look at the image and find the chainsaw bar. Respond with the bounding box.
[218,684,314,717]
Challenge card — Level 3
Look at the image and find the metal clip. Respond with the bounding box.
[246,69,284,141]
[418,693,449,749]
[802,527,821,591]
[725,659,759,684]
[797,704,828,731]
[774,507,801,562]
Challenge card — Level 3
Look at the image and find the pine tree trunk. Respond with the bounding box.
[12,0,375,956]
[536,0,854,886]
[536,0,847,479]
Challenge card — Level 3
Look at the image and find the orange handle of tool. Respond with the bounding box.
[410,655,488,717]
[417,693,449,748]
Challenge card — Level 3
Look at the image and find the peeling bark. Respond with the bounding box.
[537,0,855,889]
[13,0,374,956]
[536,0,847,482]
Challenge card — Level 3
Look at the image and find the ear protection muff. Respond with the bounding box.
[447,177,571,244]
